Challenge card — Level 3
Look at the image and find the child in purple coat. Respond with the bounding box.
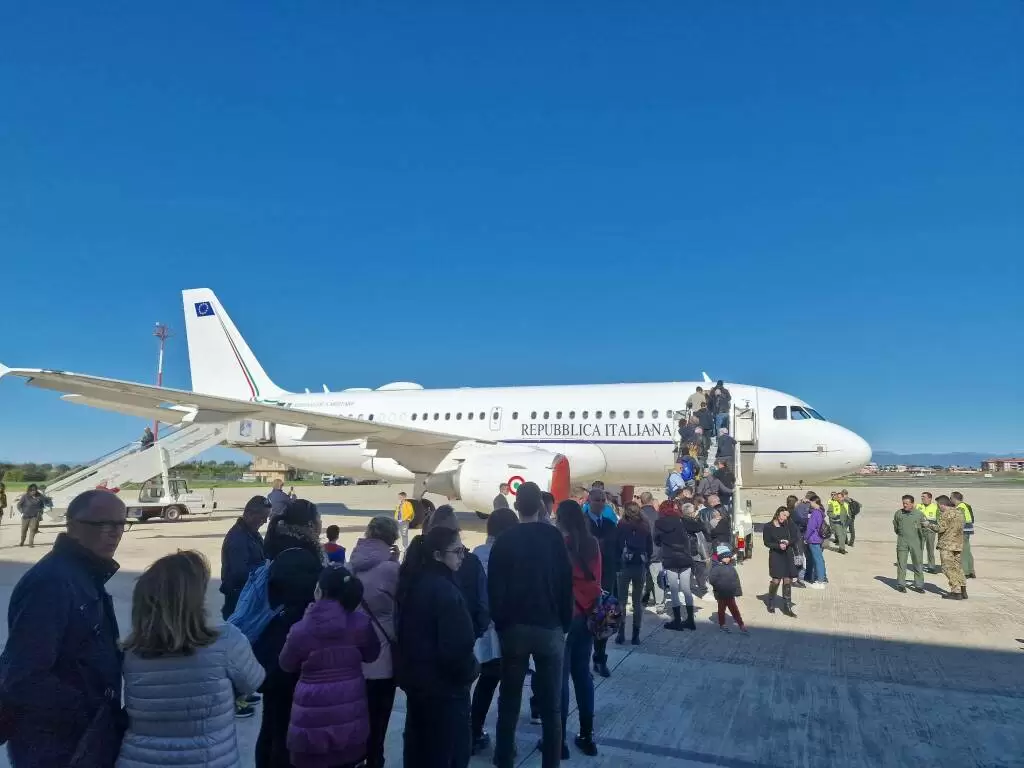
[280,565,382,768]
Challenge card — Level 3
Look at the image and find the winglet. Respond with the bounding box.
[0,363,12,381]
[701,371,713,384]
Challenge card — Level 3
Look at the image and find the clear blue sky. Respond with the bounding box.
[1,1,1022,463]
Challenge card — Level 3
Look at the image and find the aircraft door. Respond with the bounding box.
[489,407,503,432]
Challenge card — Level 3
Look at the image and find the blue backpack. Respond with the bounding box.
[681,457,696,483]
[228,560,282,643]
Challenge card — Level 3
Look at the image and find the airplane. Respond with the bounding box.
[0,288,872,514]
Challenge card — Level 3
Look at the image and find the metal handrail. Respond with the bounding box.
[44,423,183,490]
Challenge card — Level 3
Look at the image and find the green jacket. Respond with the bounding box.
[925,505,964,552]
[893,509,925,547]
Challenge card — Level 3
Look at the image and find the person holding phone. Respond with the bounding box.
[763,505,799,617]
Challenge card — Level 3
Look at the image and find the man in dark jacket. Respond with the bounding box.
[715,428,737,465]
[0,489,127,768]
[220,495,271,620]
[714,460,737,509]
[489,482,573,768]
[17,484,51,547]
[584,489,619,678]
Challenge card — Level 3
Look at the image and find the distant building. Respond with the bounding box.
[858,462,879,475]
[251,456,298,483]
[981,458,1024,473]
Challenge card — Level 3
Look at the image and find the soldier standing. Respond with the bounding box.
[924,495,966,600]
[951,491,976,579]
[916,492,940,573]
[892,495,925,593]
[826,492,848,554]
[842,489,861,547]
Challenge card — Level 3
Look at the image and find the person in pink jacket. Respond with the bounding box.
[348,516,401,768]
[279,565,382,768]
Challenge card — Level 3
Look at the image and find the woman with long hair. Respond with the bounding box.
[426,505,490,639]
[655,502,708,631]
[118,551,265,768]
[556,499,601,758]
[396,527,479,768]
[614,501,653,646]
[763,505,799,617]
[348,516,401,768]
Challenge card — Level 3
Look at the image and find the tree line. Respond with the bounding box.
[1,460,247,484]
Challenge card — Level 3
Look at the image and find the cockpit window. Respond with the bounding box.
[790,406,813,420]
[806,408,826,421]
[773,406,787,420]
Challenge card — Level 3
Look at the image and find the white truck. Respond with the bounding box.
[126,476,217,522]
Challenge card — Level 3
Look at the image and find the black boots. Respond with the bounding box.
[682,605,696,631]
[631,624,641,645]
[615,625,626,645]
[781,583,797,617]
[961,586,968,600]
[575,713,599,756]
[767,582,779,613]
[664,606,684,631]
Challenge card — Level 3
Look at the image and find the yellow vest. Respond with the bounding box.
[957,502,973,525]
[827,499,842,518]
[917,502,938,521]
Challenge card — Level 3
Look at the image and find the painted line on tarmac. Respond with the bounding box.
[975,524,1024,542]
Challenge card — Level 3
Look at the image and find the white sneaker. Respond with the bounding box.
[808,582,825,590]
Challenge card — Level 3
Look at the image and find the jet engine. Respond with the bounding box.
[425,448,571,517]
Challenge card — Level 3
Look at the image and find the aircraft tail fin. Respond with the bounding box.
[182,288,286,400]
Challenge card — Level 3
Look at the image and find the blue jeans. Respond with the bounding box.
[807,543,827,583]
[715,412,729,432]
[561,616,595,740]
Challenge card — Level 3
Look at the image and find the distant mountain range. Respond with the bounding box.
[871,451,1011,468]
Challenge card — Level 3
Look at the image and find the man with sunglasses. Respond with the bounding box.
[0,489,128,768]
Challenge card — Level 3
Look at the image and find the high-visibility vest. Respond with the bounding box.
[957,501,974,527]
[827,499,843,519]
[917,502,938,521]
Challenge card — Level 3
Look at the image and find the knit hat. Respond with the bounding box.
[715,545,733,559]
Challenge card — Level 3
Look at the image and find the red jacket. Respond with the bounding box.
[570,548,603,617]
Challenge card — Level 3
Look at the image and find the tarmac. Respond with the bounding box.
[1,483,1023,768]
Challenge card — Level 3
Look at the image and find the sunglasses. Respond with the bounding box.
[445,546,468,557]
[74,519,130,533]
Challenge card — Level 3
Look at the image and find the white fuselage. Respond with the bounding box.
[235,381,871,487]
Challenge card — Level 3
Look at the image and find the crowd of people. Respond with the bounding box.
[0,460,983,768]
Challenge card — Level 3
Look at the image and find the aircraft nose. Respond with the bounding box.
[846,430,872,469]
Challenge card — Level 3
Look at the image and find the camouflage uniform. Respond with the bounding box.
[926,505,965,593]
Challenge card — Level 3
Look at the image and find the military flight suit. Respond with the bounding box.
[917,501,939,571]
[827,498,849,553]
[957,501,975,578]
[893,507,925,589]
[925,505,965,593]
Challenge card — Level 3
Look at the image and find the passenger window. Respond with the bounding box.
[456,413,462,420]
[773,406,788,420]
[569,411,576,419]
[791,406,812,420]
[623,410,630,418]
[467,412,473,420]
[652,410,659,419]
[512,411,518,420]
[480,412,485,420]
[666,409,674,419]
[433,413,439,420]
[445,413,451,420]
[582,410,589,419]
[556,411,562,419]
[531,411,537,419]
[596,411,603,419]
[423,413,428,421]
[543,411,550,419]
[609,410,617,419]
[369,414,374,421]
[411,413,417,421]
[638,410,645,418]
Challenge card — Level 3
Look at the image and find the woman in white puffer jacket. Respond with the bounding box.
[117,550,265,768]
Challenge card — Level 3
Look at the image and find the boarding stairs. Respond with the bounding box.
[43,422,228,516]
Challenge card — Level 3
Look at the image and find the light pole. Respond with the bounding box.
[153,323,172,442]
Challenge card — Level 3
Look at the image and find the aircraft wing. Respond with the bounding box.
[0,366,482,468]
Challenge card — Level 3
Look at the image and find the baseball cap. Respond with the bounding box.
[715,545,733,558]
[244,495,272,515]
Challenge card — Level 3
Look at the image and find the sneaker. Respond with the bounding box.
[895,585,907,593]
[575,734,599,757]
[471,731,491,755]
[235,703,256,719]
[537,739,570,760]
[719,624,731,633]
[808,582,825,590]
